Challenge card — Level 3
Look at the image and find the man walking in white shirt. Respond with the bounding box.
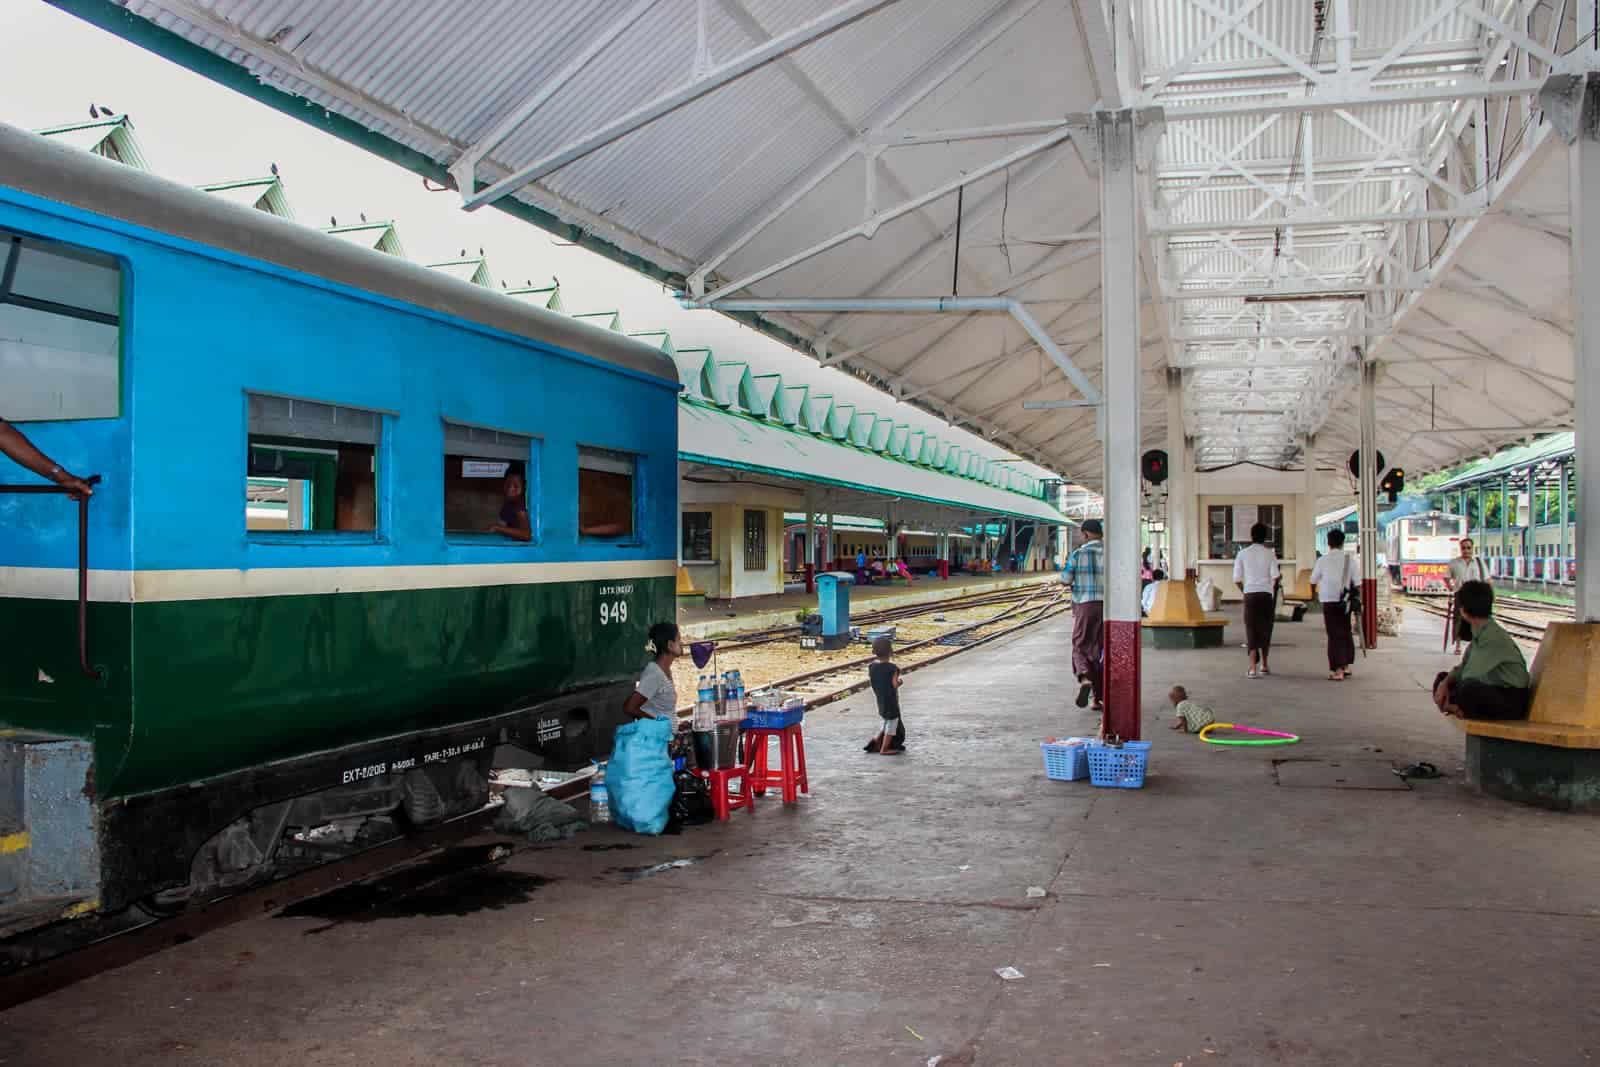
[1233,522,1280,678]
[1445,537,1490,654]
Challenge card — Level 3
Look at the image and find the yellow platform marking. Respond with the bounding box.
[62,899,99,919]
[0,832,29,854]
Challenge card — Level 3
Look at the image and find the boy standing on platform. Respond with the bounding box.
[1061,518,1106,711]
[867,635,905,755]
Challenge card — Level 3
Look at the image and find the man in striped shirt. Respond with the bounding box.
[1061,518,1105,711]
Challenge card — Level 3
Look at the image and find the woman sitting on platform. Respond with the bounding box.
[1433,580,1530,721]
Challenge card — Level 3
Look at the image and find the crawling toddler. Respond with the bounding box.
[1168,685,1216,733]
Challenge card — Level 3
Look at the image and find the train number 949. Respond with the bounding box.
[599,600,629,626]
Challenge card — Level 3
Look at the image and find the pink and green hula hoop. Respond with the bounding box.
[1198,722,1300,746]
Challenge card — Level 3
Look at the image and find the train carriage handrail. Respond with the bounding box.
[0,476,103,678]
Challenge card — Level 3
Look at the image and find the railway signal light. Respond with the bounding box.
[1347,449,1386,480]
[1141,449,1169,485]
[1380,467,1406,503]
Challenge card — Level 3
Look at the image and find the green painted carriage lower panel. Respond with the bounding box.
[0,576,672,798]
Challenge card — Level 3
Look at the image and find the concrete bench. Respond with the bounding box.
[1279,569,1314,622]
[1457,621,1600,810]
[1143,579,1227,649]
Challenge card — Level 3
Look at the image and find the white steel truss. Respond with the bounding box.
[1134,0,1574,465]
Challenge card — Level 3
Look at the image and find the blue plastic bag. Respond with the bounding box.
[606,716,674,835]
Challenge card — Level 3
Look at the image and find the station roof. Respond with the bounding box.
[51,0,1582,491]
[1432,433,1575,492]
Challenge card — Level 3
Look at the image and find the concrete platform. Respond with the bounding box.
[679,571,1056,639]
[5,608,1598,1065]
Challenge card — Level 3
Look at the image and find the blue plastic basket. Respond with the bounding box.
[741,705,804,730]
[1040,740,1090,781]
[1086,740,1151,789]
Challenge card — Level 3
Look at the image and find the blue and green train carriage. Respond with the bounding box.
[0,122,678,933]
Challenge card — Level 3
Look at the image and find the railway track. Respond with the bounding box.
[1400,594,1551,646]
[710,580,1057,651]
[711,584,1071,713]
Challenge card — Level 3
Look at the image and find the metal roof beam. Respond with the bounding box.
[699,126,1082,301]
[685,0,1045,291]
[460,0,901,211]
[447,0,661,196]
[697,296,1101,403]
[1156,79,1546,121]
[1152,209,1483,235]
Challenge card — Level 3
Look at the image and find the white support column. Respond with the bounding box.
[1298,434,1318,582]
[1568,70,1600,619]
[1098,108,1143,741]
[1560,459,1571,583]
[1164,367,1188,578]
[804,489,817,590]
[1359,357,1380,646]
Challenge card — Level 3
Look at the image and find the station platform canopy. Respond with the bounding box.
[676,348,1070,528]
[55,0,1581,489]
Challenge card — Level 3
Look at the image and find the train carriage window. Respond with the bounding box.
[246,393,381,534]
[0,230,122,421]
[443,421,537,540]
[578,446,635,539]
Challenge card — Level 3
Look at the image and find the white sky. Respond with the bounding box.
[1,0,1061,483]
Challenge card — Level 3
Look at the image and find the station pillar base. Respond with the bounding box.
[1465,735,1600,812]
[1103,620,1141,741]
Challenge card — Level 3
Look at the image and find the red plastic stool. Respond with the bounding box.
[691,764,755,820]
[743,724,810,803]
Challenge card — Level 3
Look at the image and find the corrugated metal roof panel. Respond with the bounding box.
[679,398,1068,523]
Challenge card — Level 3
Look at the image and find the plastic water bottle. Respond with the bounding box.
[589,761,610,824]
[697,674,715,705]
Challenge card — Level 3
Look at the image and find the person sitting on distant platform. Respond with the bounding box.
[1141,569,1166,616]
[1432,580,1530,720]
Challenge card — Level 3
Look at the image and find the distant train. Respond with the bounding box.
[0,123,678,934]
[1386,511,1467,593]
[1317,504,1576,590]
[783,520,974,574]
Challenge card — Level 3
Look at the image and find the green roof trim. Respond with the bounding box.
[323,219,405,256]
[1431,433,1574,492]
[679,397,1068,523]
[505,282,562,311]
[774,384,808,427]
[201,174,294,219]
[742,373,783,418]
[801,394,831,434]
[426,256,495,288]
[572,310,625,332]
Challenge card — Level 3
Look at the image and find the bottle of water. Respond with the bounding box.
[697,674,716,705]
[589,761,610,824]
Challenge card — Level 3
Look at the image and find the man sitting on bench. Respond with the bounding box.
[1433,580,1530,721]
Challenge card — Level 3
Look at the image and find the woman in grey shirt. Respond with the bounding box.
[624,622,683,720]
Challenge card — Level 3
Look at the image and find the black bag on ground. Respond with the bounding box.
[669,769,715,827]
